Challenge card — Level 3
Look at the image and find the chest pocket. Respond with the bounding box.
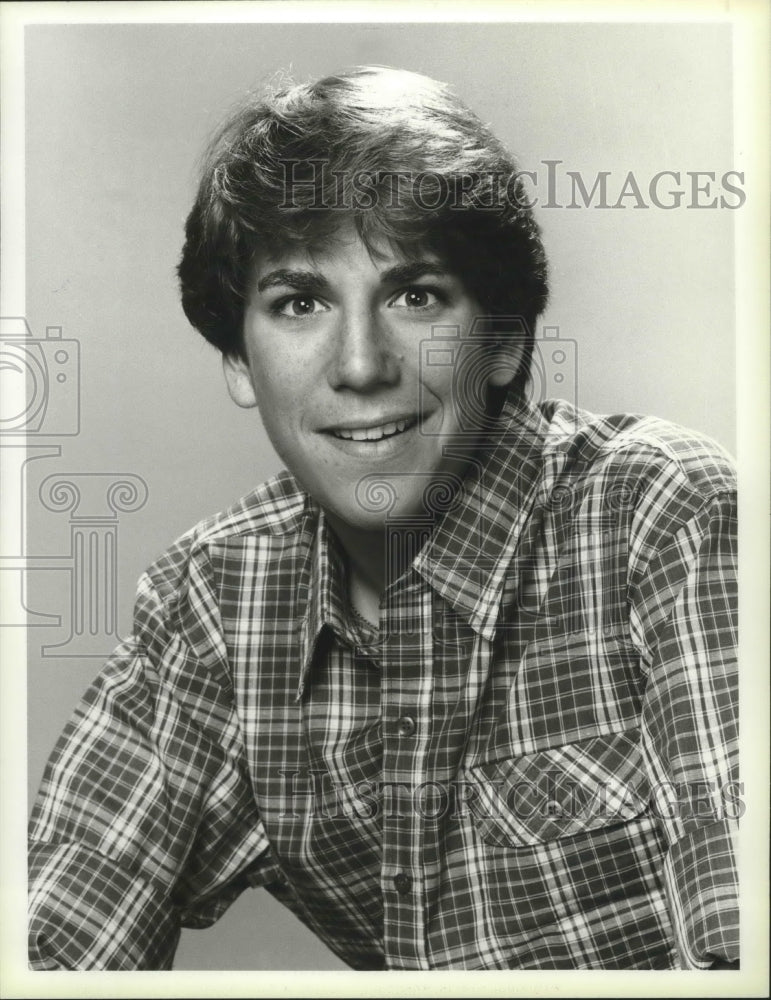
[464,728,650,848]
[476,627,645,766]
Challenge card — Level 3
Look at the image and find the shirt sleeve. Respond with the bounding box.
[629,487,740,969]
[28,570,275,970]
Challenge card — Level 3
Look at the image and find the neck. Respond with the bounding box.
[325,517,385,626]
[326,515,430,627]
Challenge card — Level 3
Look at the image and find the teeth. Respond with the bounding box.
[334,418,412,441]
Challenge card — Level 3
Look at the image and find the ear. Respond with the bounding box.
[487,337,525,388]
[222,353,258,408]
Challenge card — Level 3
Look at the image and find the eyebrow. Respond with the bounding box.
[255,260,452,295]
[380,261,452,286]
[256,269,330,294]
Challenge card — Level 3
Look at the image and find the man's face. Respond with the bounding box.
[224,222,520,532]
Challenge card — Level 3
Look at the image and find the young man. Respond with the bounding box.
[28,67,739,971]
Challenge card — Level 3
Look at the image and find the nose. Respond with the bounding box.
[327,308,401,392]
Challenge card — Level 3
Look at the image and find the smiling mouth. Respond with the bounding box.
[329,417,418,442]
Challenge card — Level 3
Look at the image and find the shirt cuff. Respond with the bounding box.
[663,819,739,969]
[29,841,180,970]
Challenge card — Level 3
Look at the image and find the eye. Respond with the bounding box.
[272,295,328,318]
[389,286,442,310]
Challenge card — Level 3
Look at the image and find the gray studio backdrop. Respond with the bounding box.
[21,21,735,970]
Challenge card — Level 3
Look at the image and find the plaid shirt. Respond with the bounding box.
[28,398,739,970]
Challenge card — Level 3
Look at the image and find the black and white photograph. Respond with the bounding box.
[1,0,768,994]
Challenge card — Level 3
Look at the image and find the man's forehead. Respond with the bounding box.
[256,224,446,275]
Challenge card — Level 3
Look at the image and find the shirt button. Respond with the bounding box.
[396,715,416,737]
[393,872,412,895]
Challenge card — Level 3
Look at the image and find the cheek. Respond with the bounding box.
[248,341,306,402]
[419,356,457,411]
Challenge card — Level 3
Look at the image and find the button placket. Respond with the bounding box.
[379,612,433,968]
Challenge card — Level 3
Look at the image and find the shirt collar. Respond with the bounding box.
[413,396,557,641]
[297,507,354,701]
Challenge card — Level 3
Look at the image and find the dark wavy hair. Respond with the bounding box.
[178,66,549,395]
